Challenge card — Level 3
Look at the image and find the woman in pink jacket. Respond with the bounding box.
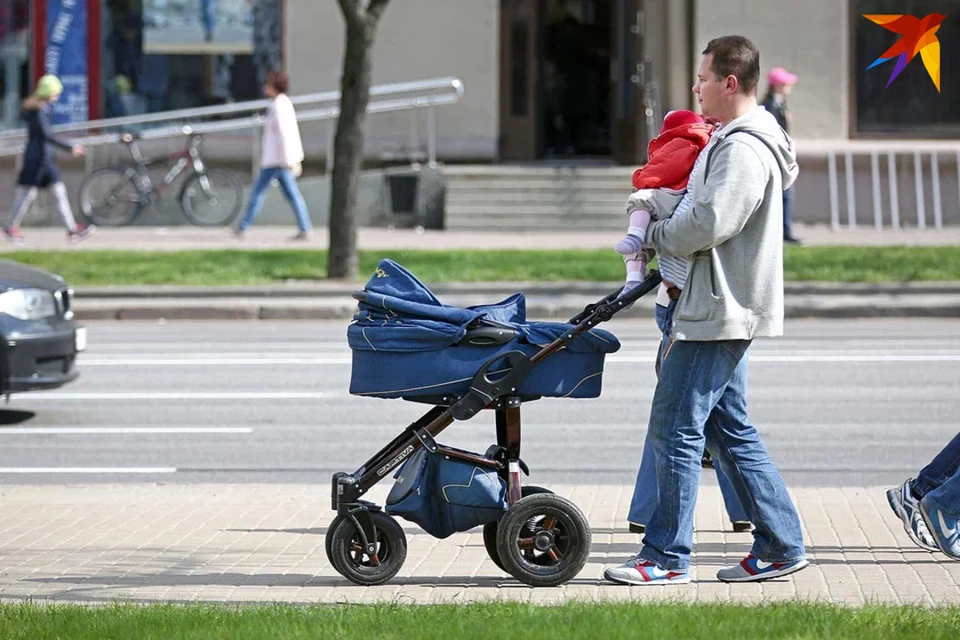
[236,70,312,239]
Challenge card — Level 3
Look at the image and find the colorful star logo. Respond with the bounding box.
[863,13,945,92]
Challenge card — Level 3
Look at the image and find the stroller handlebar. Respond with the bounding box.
[566,270,663,326]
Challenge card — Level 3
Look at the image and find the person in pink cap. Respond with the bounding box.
[762,67,801,244]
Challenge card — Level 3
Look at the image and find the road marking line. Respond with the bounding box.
[0,467,177,474]
[608,355,960,363]
[0,427,252,435]
[81,358,353,366]
[20,392,335,401]
[79,353,960,367]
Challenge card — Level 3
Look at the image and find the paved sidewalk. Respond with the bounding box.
[0,483,956,605]
[3,223,960,252]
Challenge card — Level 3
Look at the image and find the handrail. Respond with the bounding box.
[0,76,463,143]
[0,77,465,166]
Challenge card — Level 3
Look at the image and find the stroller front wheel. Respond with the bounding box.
[327,511,407,586]
[496,493,591,587]
[483,485,553,572]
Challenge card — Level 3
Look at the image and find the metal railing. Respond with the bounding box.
[0,76,464,169]
[797,139,960,231]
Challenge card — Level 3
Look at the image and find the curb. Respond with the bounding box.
[72,298,960,322]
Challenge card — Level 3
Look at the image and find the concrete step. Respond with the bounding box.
[446,179,629,191]
[446,204,625,216]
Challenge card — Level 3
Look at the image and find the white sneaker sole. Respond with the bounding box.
[718,559,809,583]
[603,568,691,586]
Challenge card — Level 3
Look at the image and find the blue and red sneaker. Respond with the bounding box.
[717,554,809,583]
[603,555,691,585]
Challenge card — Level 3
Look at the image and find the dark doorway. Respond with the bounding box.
[541,0,612,157]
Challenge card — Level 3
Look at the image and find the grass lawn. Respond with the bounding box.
[4,246,960,286]
[1,601,959,640]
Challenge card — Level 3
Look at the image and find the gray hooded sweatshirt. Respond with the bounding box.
[645,106,799,341]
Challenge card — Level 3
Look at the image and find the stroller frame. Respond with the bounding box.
[329,271,663,587]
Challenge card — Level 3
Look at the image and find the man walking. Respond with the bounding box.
[604,35,808,585]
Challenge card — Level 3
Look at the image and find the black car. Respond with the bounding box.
[0,258,85,395]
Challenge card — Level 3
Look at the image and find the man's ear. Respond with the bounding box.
[725,75,739,95]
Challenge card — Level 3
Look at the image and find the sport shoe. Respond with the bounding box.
[289,230,312,241]
[68,224,96,243]
[886,479,939,552]
[3,226,25,246]
[717,554,809,583]
[603,555,690,585]
[919,498,960,560]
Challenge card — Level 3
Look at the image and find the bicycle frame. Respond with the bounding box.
[123,134,209,198]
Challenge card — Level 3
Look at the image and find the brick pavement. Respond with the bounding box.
[0,483,956,605]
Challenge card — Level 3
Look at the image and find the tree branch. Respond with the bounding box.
[365,0,390,23]
[336,0,362,25]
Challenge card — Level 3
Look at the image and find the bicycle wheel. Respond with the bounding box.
[180,168,243,226]
[79,167,143,226]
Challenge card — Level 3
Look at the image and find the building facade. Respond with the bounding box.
[4,0,957,161]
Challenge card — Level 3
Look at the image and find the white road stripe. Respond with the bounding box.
[0,427,252,435]
[21,392,334,401]
[0,467,177,474]
[79,354,960,366]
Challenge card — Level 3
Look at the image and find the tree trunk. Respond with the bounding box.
[328,8,382,279]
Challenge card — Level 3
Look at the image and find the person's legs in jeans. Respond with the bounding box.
[201,0,217,40]
[703,350,806,564]
[914,433,960,499]
[237,168,277,232]
[274,169,312,232]
[638,339,805,571]
[783,185,797,241]
[628,300,749,529]
[627,302,674,526]
[718,468,749,523]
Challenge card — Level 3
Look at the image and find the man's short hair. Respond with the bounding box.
[702,36,760,96]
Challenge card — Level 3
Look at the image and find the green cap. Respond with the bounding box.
[35,75,64,100]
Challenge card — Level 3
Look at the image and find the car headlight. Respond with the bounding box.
[0,288,57,320]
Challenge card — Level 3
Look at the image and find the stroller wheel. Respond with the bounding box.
[483,485,553,573]
[496,493,591,587]
[325,514,347,567]
[327,511,407,586]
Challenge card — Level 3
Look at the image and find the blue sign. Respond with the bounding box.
[45,0,88,125]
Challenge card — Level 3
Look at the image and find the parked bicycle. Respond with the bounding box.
[78,127,243,227]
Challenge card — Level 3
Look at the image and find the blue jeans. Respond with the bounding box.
[783,185,796,240]
[629,301,748,525]
[915,433,960,516]
[238,167,311,232]
[201,0,217,36]
[638,336,806,571]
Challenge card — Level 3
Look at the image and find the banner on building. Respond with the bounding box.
[45,0,88,125]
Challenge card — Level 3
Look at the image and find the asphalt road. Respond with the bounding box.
[0,319,957,488]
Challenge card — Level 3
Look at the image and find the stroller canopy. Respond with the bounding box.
[348,259,620,355]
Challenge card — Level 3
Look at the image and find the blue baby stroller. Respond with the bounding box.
[327,259,661,587]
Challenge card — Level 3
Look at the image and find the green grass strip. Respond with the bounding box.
[3,245,960,286]
[0,601,958,640]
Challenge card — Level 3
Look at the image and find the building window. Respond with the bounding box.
[0,0,31,130]
[103,0,283,118]
[853,0,960,136]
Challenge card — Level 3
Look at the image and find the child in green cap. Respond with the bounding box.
[3,75,96,245]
